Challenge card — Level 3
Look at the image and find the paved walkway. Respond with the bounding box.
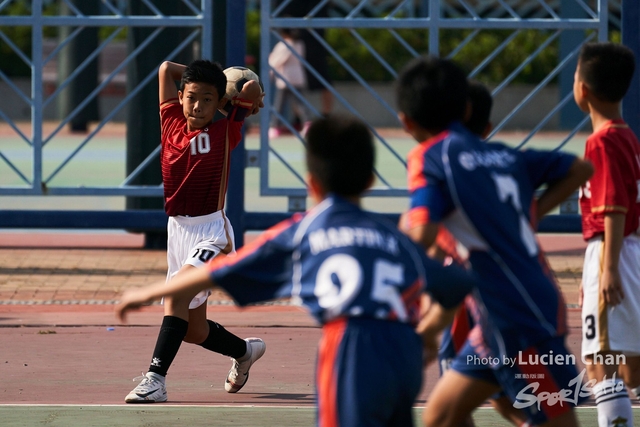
[0,231,586,307]
[0,230,595,424]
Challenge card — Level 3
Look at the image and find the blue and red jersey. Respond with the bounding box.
[406,122,576,352]
[206,195,473,325]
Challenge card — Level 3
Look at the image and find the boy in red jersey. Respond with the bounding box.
[125,60,265,403]
[116,114,476,427]
[574,42,640,427]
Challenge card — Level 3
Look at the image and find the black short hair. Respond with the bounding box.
[395,55,468,132]
[578,42,636,103]
[465,80,493,136]
[180,59,226,101]
[305,115,375,197]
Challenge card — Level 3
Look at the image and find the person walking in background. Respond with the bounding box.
[279,0,334,117]
[268,27,311,138]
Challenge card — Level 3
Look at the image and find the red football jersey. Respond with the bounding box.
[160,102,244,217]
[580,119,640,240]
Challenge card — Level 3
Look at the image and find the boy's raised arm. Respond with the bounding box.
[158,61,186,106]
[238,79,264,116]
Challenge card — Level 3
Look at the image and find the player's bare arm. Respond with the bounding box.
[158,61,186,105]
[399,213,446,260]
[115,267,215,323]
[219,79,264,116]
[238,79,264,115]
[601,212,626,306]
[535,158,593,220]
[404,221,440,252]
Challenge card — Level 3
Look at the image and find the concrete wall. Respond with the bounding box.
[300,82,560,130]
[1,79,560,131]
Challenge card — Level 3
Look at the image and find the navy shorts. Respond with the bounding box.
[317,317,423,427]
[451,336,586,425]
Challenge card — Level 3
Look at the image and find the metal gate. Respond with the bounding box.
[0,0,216,231]
[0,1,639,243]
[229,0,636,238]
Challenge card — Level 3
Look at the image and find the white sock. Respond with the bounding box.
[593,378,633,427]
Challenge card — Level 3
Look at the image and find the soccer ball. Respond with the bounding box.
[220,66,262,115]
[223,66,262,100]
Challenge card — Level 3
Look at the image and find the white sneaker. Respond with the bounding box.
[225,338,266,393]
[125,372,167,403]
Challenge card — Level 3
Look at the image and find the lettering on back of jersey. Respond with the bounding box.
[458,149,516,171]
[309,227,399,256]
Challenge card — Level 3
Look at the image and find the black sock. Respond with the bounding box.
[148,316,189,377]
[198,319,247,359]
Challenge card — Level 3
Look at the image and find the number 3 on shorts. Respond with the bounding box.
[584,314,596,340]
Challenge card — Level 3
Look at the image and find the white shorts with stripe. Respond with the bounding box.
[166,210,235,309]
[581,234,640,356]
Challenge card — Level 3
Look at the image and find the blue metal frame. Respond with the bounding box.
[623,0,640,137]
[224,0,614,245]
[257,0,608,203]
[0,0,213,197]
[0,0,636,243]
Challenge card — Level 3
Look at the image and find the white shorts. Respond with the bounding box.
[166,210,235,309]
[582,234,640,356]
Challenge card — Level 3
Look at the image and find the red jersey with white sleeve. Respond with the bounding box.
[579,119,640,240]
[160,100,249,217]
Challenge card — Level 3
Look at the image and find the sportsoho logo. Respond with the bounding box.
[467,350,626,410]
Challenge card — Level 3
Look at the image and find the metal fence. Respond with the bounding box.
[0,0,212,198]
[258,0,609,200]
[0,0,639,240]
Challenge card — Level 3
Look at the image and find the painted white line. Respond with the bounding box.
[0,404,314,408]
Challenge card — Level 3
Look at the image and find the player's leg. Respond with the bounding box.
[437,308,477,427]
[582,236,640,426]
[616,235,640,402]
[423,369,499,427]
[180,295,265,393]
[124,218,192,403]
[619,355,640,400]
[584,355,631,427]
[183,212,266,393]
[490,395,528,427]
[125,262,205,403]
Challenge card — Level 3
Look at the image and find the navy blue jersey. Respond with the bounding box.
[407,123,575,350]
[206,196,473,325]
